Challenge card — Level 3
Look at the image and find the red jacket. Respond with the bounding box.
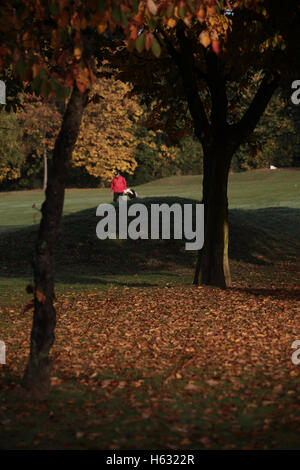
[110,175,127,193]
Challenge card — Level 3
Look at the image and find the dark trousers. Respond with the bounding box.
[113,192,123,203]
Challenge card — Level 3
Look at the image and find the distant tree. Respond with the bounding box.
[17,94,62,190]
[231,84,296,171]
[288,100,300,168]
[73,72,191,186]
[0,109,24,184]
[130,126,202,184]
[72,76,139,183]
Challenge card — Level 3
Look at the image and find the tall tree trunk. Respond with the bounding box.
[194,145,232,288]
[22,86,88,396]
[43,142,47,192]
[192,74,278,289]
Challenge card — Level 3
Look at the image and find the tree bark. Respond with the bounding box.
[194,144,232,288]
[43,141,47,192]
[22,86,88,397]
[193,73,278,288]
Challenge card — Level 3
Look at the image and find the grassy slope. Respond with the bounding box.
[0,168,299,231]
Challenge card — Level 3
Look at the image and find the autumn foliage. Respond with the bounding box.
[0,1,236,98]
[17,94,62,157]
[1,279,300,448]
[72,77,139,182]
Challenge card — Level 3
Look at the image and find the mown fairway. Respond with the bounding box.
[1,168,299,232]
[0,169,299,449]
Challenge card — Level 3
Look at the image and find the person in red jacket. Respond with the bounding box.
[110,169,127,203]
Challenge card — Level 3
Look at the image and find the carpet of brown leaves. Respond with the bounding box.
[1,283,299,449]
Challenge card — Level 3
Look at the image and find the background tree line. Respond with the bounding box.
[1,73,299,191]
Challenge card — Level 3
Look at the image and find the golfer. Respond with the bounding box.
[110,170,127,203]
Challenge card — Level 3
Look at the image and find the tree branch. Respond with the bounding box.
[155,27,181,70]
[175,26,211,141]
[205,50,228,134]
[231,73,279,145]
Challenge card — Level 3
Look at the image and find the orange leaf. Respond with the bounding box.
[167,18,176,28]
[32,63,40,78]
[130,26,139,41]
[147,0,158,15]
[199,31,211,48]
[76,77,88,93]
[97,22,107,35]
[36,289,46,303]
[73,47,82,60]
[197,7,206,22]
[212,38,221,54]
[65,72,74,87]
[145,33,153,51]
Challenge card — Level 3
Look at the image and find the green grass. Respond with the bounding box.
[0,168,299,232]
[1,373,299,450]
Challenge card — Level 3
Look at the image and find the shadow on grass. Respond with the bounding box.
[55,272,159,287]
[229,206,300,265]
[0,198,299,286]
[233,287,300,300]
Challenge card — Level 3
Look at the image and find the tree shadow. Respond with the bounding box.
[0,201,299,286]
[233,287,300,301]
[229,206,300,265]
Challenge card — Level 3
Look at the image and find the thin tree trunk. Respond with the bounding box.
[43,142,47,192]
[22,86,88,397]
[194,146,232,288]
